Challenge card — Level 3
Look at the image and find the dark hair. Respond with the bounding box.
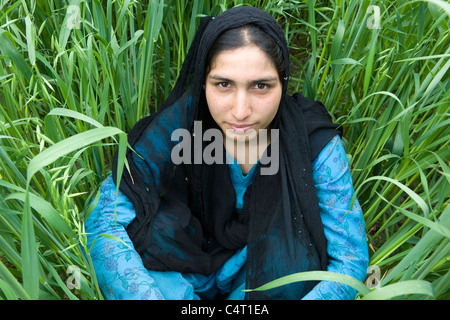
[205,24,286,81]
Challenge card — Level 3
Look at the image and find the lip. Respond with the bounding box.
[228,123,254,133]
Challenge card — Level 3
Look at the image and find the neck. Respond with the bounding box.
[224,132,271,174]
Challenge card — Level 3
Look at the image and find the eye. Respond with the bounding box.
[254,83,269,90]
[217,82,231,88]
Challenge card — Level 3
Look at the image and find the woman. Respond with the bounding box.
[85,6,369,300]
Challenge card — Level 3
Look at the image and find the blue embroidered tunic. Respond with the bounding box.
[85,135,369,300]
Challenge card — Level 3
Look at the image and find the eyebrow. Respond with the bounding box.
[208,75,279,83]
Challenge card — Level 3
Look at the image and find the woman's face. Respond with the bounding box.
[205,45,282,143]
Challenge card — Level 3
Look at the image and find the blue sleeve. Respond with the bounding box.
[85,174,199,300]
[302,135,369,300]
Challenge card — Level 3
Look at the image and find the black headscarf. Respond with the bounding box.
[112,6,341,299]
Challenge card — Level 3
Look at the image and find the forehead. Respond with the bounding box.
[207,45,279,79]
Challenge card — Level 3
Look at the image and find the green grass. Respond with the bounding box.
[0,0,449,300]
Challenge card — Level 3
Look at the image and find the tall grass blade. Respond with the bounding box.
[243,271,371,296]
[21,192,39,299]
[26,127,127,184]
[361,280,435,300]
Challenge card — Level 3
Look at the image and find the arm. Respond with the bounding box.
[85,174,197,300]
[302,135,369,300]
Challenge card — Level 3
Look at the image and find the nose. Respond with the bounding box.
[231,90,252,121]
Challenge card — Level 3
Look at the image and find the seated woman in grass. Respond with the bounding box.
[85,6,369,300]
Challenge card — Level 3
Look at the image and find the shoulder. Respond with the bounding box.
[312,135,355,193]
[312,135,345,168]
[291,92,333,121]
[289,93,342,160]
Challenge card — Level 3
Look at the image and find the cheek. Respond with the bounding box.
[205,87,230,114]
[205,88,224,122]
[259,91,282,120]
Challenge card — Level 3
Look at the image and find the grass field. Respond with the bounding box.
[0,0,449,300]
